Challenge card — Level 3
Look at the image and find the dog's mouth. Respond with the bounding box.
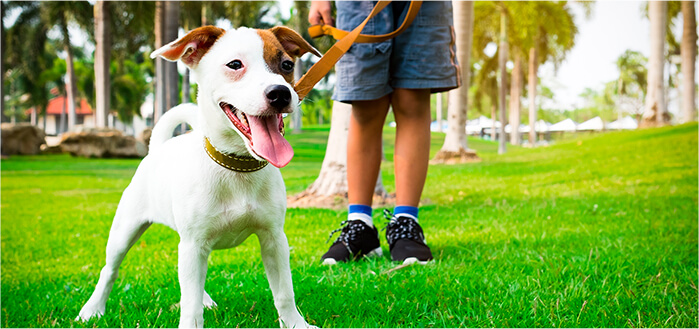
[220,102,293,168]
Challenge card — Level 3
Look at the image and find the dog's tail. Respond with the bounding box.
[149,103,199,154]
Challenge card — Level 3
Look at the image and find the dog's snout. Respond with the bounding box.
[265,85,291,110]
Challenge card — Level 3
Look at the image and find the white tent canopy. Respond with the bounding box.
[607,116,638,130]
[577,116,605,131]
[549,118,578,132]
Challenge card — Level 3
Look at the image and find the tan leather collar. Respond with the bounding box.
[204,137,268,172]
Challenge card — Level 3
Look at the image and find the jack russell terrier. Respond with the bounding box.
[76,25,320,328]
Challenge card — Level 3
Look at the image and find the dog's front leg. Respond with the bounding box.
[178,241,211,328]
[258,229,310,328]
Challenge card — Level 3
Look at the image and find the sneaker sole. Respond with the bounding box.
[402,257,431,265]
[321,247,383,266]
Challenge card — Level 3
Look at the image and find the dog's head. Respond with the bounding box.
[151,26,319,168]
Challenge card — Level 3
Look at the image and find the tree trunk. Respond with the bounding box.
[154,1,166,123]
[491,103,497,140]
[60,13,77,132]
[641,1,668,128]
[94,0,110,128]
[509,50,522,145]
[528,47,538,145]
[435,93,443,133]
[681,1,697,123]
[292,58,304,133]
[164,1,180,112]
[289,101,389,209]
[498,10,508,154]
[432,0,479,164]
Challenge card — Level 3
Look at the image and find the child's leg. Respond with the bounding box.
[347,96,391,206]
[391,88,432,207]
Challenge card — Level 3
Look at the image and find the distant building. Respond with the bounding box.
[27,96,95,136]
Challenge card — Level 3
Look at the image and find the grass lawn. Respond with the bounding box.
[1,123,697,328]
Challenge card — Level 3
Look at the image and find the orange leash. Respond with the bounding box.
[294,1,423,101]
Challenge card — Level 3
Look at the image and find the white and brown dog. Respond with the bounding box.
[76,26,320,328]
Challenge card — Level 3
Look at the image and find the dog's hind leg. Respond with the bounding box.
[76,202,152,322]
[177,241,211,328]
[258,229,310,328]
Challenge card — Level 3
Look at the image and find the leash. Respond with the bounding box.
[294,0,423,100]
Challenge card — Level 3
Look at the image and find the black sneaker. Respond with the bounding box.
[321,220,383,265]
[384,210,433,264]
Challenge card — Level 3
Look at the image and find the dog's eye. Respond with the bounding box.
[281,60,294,73]
[226,60,243,70]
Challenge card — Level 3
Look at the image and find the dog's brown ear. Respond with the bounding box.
[151,26,226,67]
[268,26,321,58]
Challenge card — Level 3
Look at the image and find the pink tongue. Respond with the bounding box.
[247,115,293,168]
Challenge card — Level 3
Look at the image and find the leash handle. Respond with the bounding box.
[294,1,423,101]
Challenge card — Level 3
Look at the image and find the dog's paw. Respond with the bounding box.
[75,305,104,322]
[280,318,316,328]
[202,291,218,309]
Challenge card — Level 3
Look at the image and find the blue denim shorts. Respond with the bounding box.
[332,1,461,103]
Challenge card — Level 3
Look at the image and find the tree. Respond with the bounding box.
[288,101,390,208]
[40,1,92,132]
[615,50,648,120]
[680,1,697,123]
[497,5,508,155]
[4,2,52,131]
[432,0,480,163]
[641,1,669,127]
[522,2,578,145]
[94,0,110,127]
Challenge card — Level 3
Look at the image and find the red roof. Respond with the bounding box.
[27,96,93,115]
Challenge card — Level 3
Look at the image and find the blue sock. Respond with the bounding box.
[348,204,373,226]
[394,205,419,222]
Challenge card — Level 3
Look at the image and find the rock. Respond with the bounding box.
[1,123,46,155]
[137,127,152,151]
[60,128,147,158]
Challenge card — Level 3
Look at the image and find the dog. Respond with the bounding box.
[76,25,320,328]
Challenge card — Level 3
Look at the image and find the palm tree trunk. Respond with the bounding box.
[94,0,110,128]
[292,58,303,133]
[435,93,443,132]
[291,101,388,208]
[164,1,180,112]
[528,47,538,145]
[498,9,508,154]
[433,0,479,163]
[491,103,497,140]
[642,1,668,128]
[681,1,697,123]
[60,13,77,132]
[154,1,166,123]
[509,50,522,145]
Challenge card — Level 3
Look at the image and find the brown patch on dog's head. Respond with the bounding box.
[257,27,320,84]
[151,26,226,67]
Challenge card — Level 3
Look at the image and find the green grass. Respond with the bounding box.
[2,123,697,328]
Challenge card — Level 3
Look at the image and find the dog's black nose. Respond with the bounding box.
[265,85,291,110]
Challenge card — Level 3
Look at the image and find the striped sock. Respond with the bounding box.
[394,205,419,223]
[348,204,373,227]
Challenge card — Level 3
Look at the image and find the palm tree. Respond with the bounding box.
[432,0,479,163]
[94,0,110,128]
[497,4,508,154]
[616,50,648,120]
[523,1,578,145]
[680,1,697,123]
[642,1,669,127]
[4,2,52,131]
[40,1,92,132]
